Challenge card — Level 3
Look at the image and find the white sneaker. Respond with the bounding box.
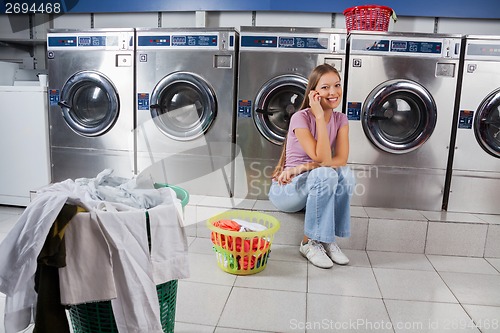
[299,240,333,269]
[322,242,349,265]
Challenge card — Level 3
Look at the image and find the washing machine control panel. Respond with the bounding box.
[350,36,461,58]
[139,35,219,47]
[240,34,344,52]
[47,32,134,50]
[136,32,236,51]
[466,40,500,61]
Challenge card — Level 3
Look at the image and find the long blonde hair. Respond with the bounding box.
[271,64,341,179]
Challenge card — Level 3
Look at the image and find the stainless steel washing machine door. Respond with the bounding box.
[362,79,437,154]
[253,74,308,145]
[58,70,119,137]
[474,88,500,158]
[150,71,216,141]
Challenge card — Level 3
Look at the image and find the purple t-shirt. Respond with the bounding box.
[285,108,348,169]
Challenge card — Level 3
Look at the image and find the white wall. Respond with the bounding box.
[206,11,253,28]
[437,17,500,35]
[255,11,333,28]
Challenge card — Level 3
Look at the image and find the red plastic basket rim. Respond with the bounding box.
[343,4,393,15]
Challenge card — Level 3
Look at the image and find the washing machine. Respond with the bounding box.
[47,29,135,181]
[345,31,462,211]
[446,35,500,214]
[234,26,347,199]
[135,28,238,197]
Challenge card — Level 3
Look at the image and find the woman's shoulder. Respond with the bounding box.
[291,108,311,120]
[333,111,349,125]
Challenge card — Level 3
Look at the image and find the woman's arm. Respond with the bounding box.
[275,161,320,185]
[305,90,332,163]
[295,124,350,168]
[323,124,349,167]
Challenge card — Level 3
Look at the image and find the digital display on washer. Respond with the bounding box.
[467,43,500,57]
[78,36,106,47]
[48,36,77,47]
[390,40,442,54]
[137,36,170,46]
[171,35,218,47]
[278,36,328,49]
[241,36,278,48]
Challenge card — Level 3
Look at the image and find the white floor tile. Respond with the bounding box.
[485,225,500,258]
[0,215,19,233]
[307,294,392,332]
[364,207,427,221]
[215,327,267,333]
[425,222,488,257]
[174,322,215,333]
[368,251,435,271]
[440,272,500,306]
[270,211,305,246]
[367,219,427,253]
[475,214,500,225]
[175,281,232,326]
[218,287,306,333]
[188,237,215,255]
[198,196,255,210]
[351,205,368,218]
[234,259,307,292]
[252,199,276,212]
[373,268,457,303]
[427,255,499,275]
[463,304,500,333]
[184,253,236,286]
[186,236,196,247]
[342,250,371,267]
[308,265,381,299]
[266,244,304,263]
[385,299,480,332]
[420,211,486,224]
[337,217,369,251]
[485,258,500,273]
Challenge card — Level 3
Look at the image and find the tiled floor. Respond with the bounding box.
[1,205,500,333]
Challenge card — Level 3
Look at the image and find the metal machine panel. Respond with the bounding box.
[135,28,238,197]
[447,35,500,214]
[235,26,347,199]
[345,31,462,211]
[47,29,135,181]
[347,55,458,169]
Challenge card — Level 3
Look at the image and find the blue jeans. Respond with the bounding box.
[268,166,355,243]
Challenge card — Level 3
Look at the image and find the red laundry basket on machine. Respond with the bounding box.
[343,5,393,33]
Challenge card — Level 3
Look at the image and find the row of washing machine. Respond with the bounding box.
[46,27,500,214]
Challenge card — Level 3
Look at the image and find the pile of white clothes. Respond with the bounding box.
[0,169,190,333]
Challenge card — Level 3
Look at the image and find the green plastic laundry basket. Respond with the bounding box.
[69,184,189,333]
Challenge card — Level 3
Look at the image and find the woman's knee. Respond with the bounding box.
[310,167,338,182]
[268,183,306,212]
[337,166,355,186]
[308,167,339,193]
[335,166,356,197]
